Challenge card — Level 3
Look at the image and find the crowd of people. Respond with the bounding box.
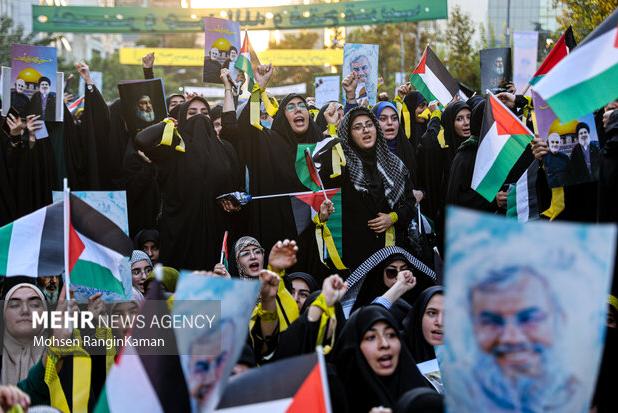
[0,43,617,413]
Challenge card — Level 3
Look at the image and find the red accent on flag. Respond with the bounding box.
[68,223,85,272]
[221,231,229,261]
[615,24,618,47]
[489,95,531,136]
[412,48,427,74]
[239,31,250,54]
[305,148,322,188]
[533,30,569,78]
[286,365,328,413]
[294,189,340,212]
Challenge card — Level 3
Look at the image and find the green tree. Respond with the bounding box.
[444,6,480,91]
[0,15,55,66]
[555,0,618,42]
[346,22,440,96]
[267,31,334,98]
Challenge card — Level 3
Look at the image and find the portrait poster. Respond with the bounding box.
[203,17,241,84]
[532,90,600,187]
[480,47,512,93]
[441,207,616,413]
[342,43,379,106]
[174,273,259,412]
[53,190,129,235]
[79,70,103,96]
[513,31,538,95]
[314,75,340,108]
[118,78,167,135]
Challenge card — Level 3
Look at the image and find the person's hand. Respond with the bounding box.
[496,190,508,208]
[369,407,392,413]
[137,150,152,164]
[220,68,233,89]
[142,52,155,69]
[220,198,240,213]
[319,198,335,222]
[394,270,417,293]
[412,190,424,204]
[268,239,298,272]
[212,263,231,278]
[87,292,106,324]
[531,135,548,160]
[505,82,516,94]
[342,72,359,100]
[63,92,74,105]
[0,385,30,411]
[26,115,43,141]
[259,269,280,303]
[254,64,274,88]
[75,61,93,85]
[324,102,342,126]
[496,92,516,109]
[368,212,394,234]
[428,100,439,112]
[5,114,25,137]
[321,274,348,306]
[396,83,412,99]
[52,285,77,341]
[603,109,614,128]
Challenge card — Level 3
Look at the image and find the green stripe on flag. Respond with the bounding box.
[93,386,110,413]
[295,144,320,191]
[71,260,125,295]
[529,75,543,85]
[0,223,12,275]
[545,63,618,122]
[506,184,517,218]
[410,74,439,105]
[329,191,343,255]
[475,134,532,202]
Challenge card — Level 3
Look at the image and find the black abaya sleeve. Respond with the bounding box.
[446,148,498,212]
[81,85,111,189]
[134,121,175,163]
[393,177,416,230]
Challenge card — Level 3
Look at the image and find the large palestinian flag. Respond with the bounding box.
[529,26,576,85]
[215,352,331,412]
[410,46,463,106]
[506,160,540,223]
[472,93,534,202]
[235,30,261,89]
[534,8,618,121]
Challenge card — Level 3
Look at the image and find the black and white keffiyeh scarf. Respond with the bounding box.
[337,106,409,208]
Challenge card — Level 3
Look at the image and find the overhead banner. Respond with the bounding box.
[119,47,344,67]
[32,0,447,33]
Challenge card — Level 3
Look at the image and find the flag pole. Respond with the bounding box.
[63,178,71,302]
[305,147,329,202]
[316,346,333,413]
[219,231,228,265]
[251,190,324,200]
[521,83,531,95]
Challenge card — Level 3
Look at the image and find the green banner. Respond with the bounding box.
[32,0,447,33]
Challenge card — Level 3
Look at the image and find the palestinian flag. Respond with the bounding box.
[0,201,64,276]
[507,160,540,222]
[295,140,339,192]
[290,188,343,253]
[472,93,534,202]
[235,30,261,89]
[215,352,331,412]
[69,195,133,295]
[95,279,191,413]
[529,27,577,85]
[411,46,463,106]
[534,8,618,121]
[68,96,85,114]
[220,230,229,270]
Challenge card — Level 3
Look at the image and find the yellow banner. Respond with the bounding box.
[119,48,343,67]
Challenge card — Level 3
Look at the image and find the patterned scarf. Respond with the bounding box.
[336,106,408,208]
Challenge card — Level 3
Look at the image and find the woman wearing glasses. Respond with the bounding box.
[318,107,418,272]
[220,66,331,279]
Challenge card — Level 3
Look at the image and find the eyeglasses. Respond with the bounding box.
[384,267,409,279]
[239,248,265,258]
[352,65,369,72]
[285,102,308,112]
[351,121,375,132]
[131,266,153,276]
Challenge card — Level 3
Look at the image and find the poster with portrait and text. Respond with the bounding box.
[203,17,241,84]
[342,43,379,106]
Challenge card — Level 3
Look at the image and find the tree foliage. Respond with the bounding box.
[0,16,55,66]
[444,6,480,92]
[555,0,618,42]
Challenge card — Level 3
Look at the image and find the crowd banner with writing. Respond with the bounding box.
[119,48,344,67]
[32,0,448,33]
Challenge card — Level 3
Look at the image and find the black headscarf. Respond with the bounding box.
[442,100,471,162]
[286,272,319,293]
[403,286,444,363]
[337,107,409,208]
[403,91,428,143]
[396,387,444,413]
[209,104,223,122]
[470,100,486,138]
[331,305,430,412]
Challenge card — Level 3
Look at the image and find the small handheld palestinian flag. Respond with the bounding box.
[472,92,534,202]
[535,8,618,121]
[220,230,229,269]
[235,30,261,90]
[304,147,328,201]
[506,160,540,223]
[410,46,465,107]
[529,26,577,86]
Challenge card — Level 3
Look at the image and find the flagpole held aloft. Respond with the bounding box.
[63,178,71,302]
[220,230,228,265]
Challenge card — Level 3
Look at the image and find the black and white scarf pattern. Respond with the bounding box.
[337,106,408,208]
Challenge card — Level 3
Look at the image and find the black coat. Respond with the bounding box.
[28,91,56,122]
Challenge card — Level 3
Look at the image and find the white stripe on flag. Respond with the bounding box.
[535,28,618,99]
[471,123,508,189]
[78,232,125,282]
[421,65,453,106]
[6,208,46,276]
[107,352,164,413]
[215,398,292,413]
[516,171,530,222]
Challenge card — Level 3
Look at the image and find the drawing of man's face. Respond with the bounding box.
[471,268,557,379]
[548,133,561,154]
[495,57,504,76]
[351,55,370,83]
[39,80,50,94]
[136,95,155,122]
[15,79,26,93]
[209,48,220,61]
